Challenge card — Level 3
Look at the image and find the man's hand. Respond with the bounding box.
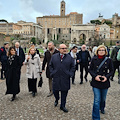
[77,60,79,63]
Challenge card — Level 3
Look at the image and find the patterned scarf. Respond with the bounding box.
[8,55,15,65]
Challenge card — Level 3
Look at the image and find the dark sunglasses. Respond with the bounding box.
[60,48,67,50]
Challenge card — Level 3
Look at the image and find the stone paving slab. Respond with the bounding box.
[0,66,120,120]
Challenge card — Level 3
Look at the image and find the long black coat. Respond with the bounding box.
[49,53,75,91]
[0,47,7,64]
[88,56,114,89]
[6,55,21,95]
[42,49,59,78]
[15,47,25,66]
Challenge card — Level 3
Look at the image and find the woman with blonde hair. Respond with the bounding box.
[24,47,42,97]
[89,45,114,120]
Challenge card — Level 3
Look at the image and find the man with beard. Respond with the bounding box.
[42,41,59,97]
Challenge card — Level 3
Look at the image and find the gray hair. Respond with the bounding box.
[15,42,20,46]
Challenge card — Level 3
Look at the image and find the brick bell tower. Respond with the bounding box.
[60,0,65,16]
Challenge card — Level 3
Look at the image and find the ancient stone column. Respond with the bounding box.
[6,23,9,35]
[45,21,48,43]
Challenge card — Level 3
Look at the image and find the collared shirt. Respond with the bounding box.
[70,51,76,65]
[16,48,19,56]
[60,53,64,61]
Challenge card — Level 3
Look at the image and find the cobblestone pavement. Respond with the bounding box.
[0,65,120,120]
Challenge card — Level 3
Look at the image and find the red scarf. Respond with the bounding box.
[98,54,104,59]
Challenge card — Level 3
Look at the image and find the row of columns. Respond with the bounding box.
[45,22,57,43]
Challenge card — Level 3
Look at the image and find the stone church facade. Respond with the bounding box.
[36,0,83,43]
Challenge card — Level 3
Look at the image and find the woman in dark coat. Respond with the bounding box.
[6,47,21,101]
[89,45,114,120]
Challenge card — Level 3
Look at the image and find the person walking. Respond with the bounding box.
[0,42,9,80]
[5,47,21,101]
[49,44,75,112]
[15,42,25,66]
[88,47,94,58]
[89,45,114,120]
[77,44,91,84]
[15,42,25,81]
[110,41,120,81]
[69,46,78,84]
[42,41,59,97]
[24,47,42,97]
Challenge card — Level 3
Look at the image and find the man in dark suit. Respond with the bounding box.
[69,46,78,84]
[77,44,91,84]
[42,41,59,97]
[49,44,75,112]
[15,42,25,80]
[15,42,25,66]
[0,42,9,79]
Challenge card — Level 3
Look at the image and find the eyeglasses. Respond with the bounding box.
[60,48,67,50]
[98,50,105,51]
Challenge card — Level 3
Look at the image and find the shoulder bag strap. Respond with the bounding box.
[97,57,108,72]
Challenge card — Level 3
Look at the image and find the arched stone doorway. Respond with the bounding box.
[0,19,9,35]
[72,38,77,44]
[79,33,86,44]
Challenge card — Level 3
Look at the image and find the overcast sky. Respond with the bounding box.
[0,0,120,24]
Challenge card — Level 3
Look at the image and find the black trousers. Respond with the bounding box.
[111,61,120,79]
[80,64,88,82]
[28,78,37,93]
[53,90,68,107]
[72,70,76,83]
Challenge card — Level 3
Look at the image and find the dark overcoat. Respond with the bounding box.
[18,47,25,66]
[42,49,59,78]
[88,56,114,89]
[49,53,75,91]
[77,50,91,65]
[68,52,78,70]
[6,55,21,95]
[0,47,7,63]
[0,47,7,71]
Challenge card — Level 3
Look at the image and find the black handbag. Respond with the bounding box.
[38,74,43,87]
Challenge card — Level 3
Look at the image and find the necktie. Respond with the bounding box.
[17,48,19,56]
[61,55,63,60]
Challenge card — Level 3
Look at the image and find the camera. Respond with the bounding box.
[99,77,104,81]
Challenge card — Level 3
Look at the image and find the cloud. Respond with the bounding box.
[0,2,3,12]
[10,0,44,23]
[1,0,120,24]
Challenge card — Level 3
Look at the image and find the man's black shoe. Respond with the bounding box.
[60,107,68,112]
[32,92,35,97]
[110,78,114,81]
[101,110,105,114]
[54,100,58,107]
[10,97,15,101]
[72,82,76,85]
[84,77,88,82]
[1,78,5,80]
[80,82,83,84]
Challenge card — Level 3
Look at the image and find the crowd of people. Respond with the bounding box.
[0,41,120,120]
